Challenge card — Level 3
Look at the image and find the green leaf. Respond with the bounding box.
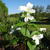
[3,34,15,40]
[27,41,36,50]
[21,12,27,17]
[20,28,26,36]
[28,23,39,29]
[20,28,30,37]
[3,34,9,40]
[10,39,18,45]
[26,29,30,38]
[31,31,40,37]
[3,34,13,40]
[16,22,26,27]
[30,19,36,22]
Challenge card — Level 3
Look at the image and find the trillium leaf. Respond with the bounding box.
[16,22,26,27]
[28,23,39,29]
[27,41,36,50]
[31,31,40,37]
[26,29,30,38]
[20,28,26,36]
[10,39,18,45]
[20,28,30,37]
[3,34,9,40]
[4,34,13,40]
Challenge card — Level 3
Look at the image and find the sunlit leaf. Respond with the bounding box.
[26,29,30,38]
[20,28,30,37]
[27,41,36,50]
[16,22,26,26]
[31,31,40,37]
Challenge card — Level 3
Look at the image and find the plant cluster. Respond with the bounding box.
[2,2,47,50]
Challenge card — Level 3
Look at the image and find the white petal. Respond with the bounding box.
[9,32,12,34]
[11,26,13,28]
[40,28,46,31]
[32,36,35,40]
[38,34,43,39]
[26,2,33,9]
[27,13,30,16]
[32,34,43,45]
[16,27,21,30]
[19,2,36,13]
[9,30,14,34]
[32,34,43,40]
[28,16,34,20]
[35,39,39,45]
[19,6,27,11]
[24,17,29,22]
[28,9,35,13]
[32,35,37,40]
[31,9,35,13]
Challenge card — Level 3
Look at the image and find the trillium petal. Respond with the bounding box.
[32,34,43,45]
[24,17,29,22]
[26,2,33,9]
[40,28,46,31]
[32,35,37,40]
[35,39,39,45]
[9,30,14,34]
[32,36,35,40]
[9,32,12,34]
[16,27,21,30]
[19,2,35,13]
[11,26,13,28]
[29,16,34,20]
[38,34,43,39]
[19,6,27,11]
[27,13,30,16]
[28,9,35,13]
[24,16,35,22]
[31,9,35,13]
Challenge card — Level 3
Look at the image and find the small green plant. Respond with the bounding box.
[3,2,46,50]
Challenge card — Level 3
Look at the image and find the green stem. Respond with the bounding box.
[25,23,28,50]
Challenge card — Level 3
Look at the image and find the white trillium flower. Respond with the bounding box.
[16,27,21,30]
[29,16,34,20]
[19,6,27,11]
[11,26,13,28]
[35,39,39,45]
[9,30,14,34]
[40,28,46,31]
[19,2,35,13]
[32,34,43,45]
[24,15,34,22]
[24,17,29,22]
[26,2,33,9]
[24,13,34,22]
[38,34,43,39]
